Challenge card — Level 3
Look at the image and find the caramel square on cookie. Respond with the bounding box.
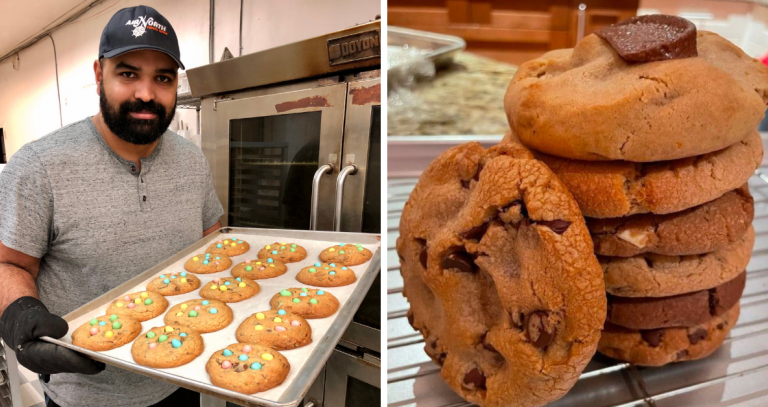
[106,291,169,322]
[72,314,141,351]
[146,271,201,295]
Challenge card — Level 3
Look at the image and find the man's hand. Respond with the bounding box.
[0,296,105,375]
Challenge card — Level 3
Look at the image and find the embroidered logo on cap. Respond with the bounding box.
[125,16,167,37]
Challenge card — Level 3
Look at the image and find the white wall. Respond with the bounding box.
[0,0,379,159]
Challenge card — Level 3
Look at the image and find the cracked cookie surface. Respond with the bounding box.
[397,142,606,407]
[505,31,768,162]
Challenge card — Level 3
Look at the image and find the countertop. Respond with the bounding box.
[387,52,517,136]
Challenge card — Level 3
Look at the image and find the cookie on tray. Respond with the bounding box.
[131,325,204,368]
[607,271,745,330]
[502,130,763,218]
[231,258,287,280]
[199,276,260,303]
[602,226,753,298]
[599,304,740,366]
[257,242,307,263]
[206,237,250,257]
[269,288,339,319]
[146,271,201,296]
[588,185,754,257]
[505,17,768,162]
[106,291,169,322]
[295,262,356,287]
[318,243,372,266]
[236,310,312,350]
[163,299,233,333]
[184,253,232,274]
[206,343,290,394]
[397,141,606,407]
[71,314,142,351]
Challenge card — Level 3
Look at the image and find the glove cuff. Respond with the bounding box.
[0,296,48,347]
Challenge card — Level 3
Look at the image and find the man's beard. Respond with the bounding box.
[99,80,176,145]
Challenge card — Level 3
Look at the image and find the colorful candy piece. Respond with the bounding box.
[314,262,321,267]
[219,285,228,291]
[149,342,157,349]
[202,300,209,305]
[105,331,113,338]
[158,335,168,343]
[147,332,156,338]
[245,259,251,264]
[216,244,222,249]
[221,360,232,369]
[112,321,122,329]
[223,349,233,356]
[329,272,336,275]
[317,290,325,295]
[309,268,316,273]
[236,277,242,282]
[255,325,264,331]
[245,266,253,271]
[189,310,198,317]
[90,319,98,326]
[272,250,278,255]
[99,321,107,326]
[209,308,218,314]
[256,313,265,320]
[251,362,262,370]
[213,277,220,283]
[194,306,202,311]
[275,326,287,332]
[165,326,174,333]
[144,298,153,305]
[340,250,345,254]
[292,298,301,303]
[309,299,318,304]
[238,282,246,287]
[90,327,99,335]
[181,304,188,309]
[261,353,274,361]
[116,302,124,307]
[134,298,141,304]
[180,272,187,277]
[180,278,187,283]
[277,310,286,315]
[330,263,336,267]
[210,285,218,290]
[224,281,231,286]
[180,333,187,337]
[274,317,282,323]
[163,278,170,284]
[300,292,307,296]
[267,258,274,263]
[175,312,183,316]
[242,345,252,353]
[110,315,119,322]
[329,248,335,252]
[238,354,248,361]
[172,339,182,348]
[141,292,148,298]
[291,320,301,327]
[127,303,136,309]
[280,289,291,296]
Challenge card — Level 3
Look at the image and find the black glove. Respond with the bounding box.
[0,296,105,376]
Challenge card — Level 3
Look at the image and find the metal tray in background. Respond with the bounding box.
[387,26,466,79]
[387,135,768,407]
[40,227,381,407]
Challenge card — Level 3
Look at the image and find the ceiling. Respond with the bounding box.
[0,0,101,60]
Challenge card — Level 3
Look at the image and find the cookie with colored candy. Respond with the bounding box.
[184,253,233,274]
[269,288,339,319]
[257,242,307,263]
[397,142,606,407]
[106,291,169,322]
[295,262,356,287]
[146,271,201,296]
[163,299,233,333]
[599,303,739,366]
[131,325,204,368]
[236,310,312,350]
[318,243,372,266]
[206,343,290,394]
[72,314,141,351]
[206,237,250,257]
[231,258,288,280]
[199,277,260,303]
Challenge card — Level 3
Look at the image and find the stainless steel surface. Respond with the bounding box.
[311,164,334,230]
[341,321,381,353]
[208,83,347,231]
[3,344,19,407]
[40,227,381,407]
[200,392,227,407]
[303,363,325,407]
[339,78,381,232]
[325,348,381,407]
[187,21,380,98]
[387,26,466,74]
[387,135,768,406]
[334,165,358,231]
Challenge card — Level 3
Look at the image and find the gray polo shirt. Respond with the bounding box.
[0,116,224,407]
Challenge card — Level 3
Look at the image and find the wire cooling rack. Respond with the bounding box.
[387,135,768,407]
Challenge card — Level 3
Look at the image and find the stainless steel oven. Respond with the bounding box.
[186,21,381,407]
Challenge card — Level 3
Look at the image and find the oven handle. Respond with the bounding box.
[334,164,358,231]
[310,164,334,230]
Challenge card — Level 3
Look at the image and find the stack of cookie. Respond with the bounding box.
[505,15,768,366]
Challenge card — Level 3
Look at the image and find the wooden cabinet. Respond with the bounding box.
[388,0,639,65]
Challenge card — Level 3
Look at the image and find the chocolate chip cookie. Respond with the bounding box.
[257,242,307,263]
[206,237,250,257]
[269,288,339,319]
[599,303,740,366]
[507,130,762,218]
[106,291,169,322]
[231,258,287,280]
[184,253,233,274]
[318,244,372,266]
[588,185,754,256]
[146,271,201,296]
[163,299,233,333]
[206,343,290,394]
[607,271,745,330]
[131,325,204,368]
[506,22,768,162]
[602,226,753,297]
[72,314,142,351]
[397,141,606,407]
[199,276,260,303]
[295,262,356,287]
[236,310,312,350]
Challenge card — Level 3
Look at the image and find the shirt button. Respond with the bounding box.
[130,166,136,172]
[142,196,147,202]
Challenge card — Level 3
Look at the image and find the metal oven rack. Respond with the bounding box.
[387,135,768,407]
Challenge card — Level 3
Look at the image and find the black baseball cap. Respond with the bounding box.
[98,5,185,70]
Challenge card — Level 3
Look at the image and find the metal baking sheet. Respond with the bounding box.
[387,135,768,406]
[387,26,465,75]
[40,227,381,407]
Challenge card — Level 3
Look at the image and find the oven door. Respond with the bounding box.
[323,347,381,407]
[337,77,381,233]
[209,84,347,231]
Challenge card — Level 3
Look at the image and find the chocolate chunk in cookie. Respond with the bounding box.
[595,15,697,63]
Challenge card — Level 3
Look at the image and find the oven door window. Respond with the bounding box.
[229,111,322,229]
